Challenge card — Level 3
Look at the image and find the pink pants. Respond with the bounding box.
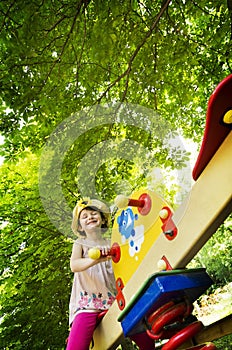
[66,312,99,350]
[66,311,155,350]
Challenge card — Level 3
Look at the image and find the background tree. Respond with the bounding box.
[0,1,231,349]
[0,155,72,349]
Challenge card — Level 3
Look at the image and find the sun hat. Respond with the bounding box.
[71,198,111,234]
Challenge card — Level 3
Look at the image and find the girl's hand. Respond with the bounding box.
[88,246,111,260]
[99,246,111,257]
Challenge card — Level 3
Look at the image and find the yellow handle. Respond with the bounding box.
[88,247,101,259]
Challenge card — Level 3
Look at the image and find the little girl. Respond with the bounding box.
[66,198,155,350]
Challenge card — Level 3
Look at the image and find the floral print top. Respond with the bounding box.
[69,239,117,325]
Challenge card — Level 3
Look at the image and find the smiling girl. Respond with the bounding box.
[66,198,155,350]
[66,199,115,350]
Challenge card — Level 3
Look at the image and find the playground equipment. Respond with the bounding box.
[118,269,215,349]
[91,75,232,349]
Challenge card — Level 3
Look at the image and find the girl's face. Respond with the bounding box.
[78,208,104,233]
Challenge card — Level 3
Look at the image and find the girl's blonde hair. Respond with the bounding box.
[71,198,110,235]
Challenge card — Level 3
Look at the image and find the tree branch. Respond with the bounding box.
[0,0,19,33]
[38,0,91,92]
[96,0,172,103]
[227,0,232,39]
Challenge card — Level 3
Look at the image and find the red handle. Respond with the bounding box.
[101,243,121,263]
[89,243,121,263]
[162,321,203,350]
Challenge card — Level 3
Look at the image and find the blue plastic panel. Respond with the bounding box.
[118,269,213,336]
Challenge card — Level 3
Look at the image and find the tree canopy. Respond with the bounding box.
[0,1,231,349]
[1,0,232,154]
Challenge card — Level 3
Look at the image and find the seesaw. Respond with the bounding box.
[91,75,232,349]
[90,190,218,349]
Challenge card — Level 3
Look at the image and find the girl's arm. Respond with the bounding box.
[70,241,110,272]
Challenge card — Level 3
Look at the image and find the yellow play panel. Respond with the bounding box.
[111,188,172,286]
